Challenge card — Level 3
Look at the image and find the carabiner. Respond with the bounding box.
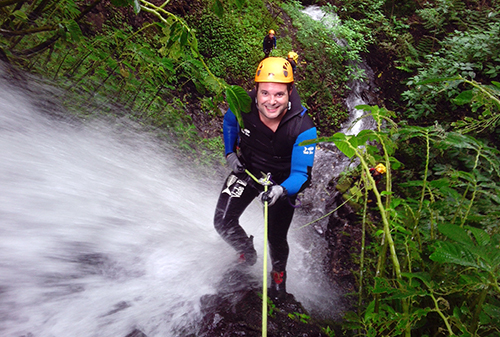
[258,172,273,186]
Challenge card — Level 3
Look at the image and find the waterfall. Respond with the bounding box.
[0,64,343,337]
[300,5,378,234]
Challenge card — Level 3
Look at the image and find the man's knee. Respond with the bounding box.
[214,214,234,236]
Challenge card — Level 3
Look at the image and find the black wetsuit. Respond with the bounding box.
[214,87,316,272]
[262,35,276,58]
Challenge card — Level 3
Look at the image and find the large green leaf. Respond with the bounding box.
[67,19,82,43]
[429,241,481,268]
[355,129,375,143]
[180,29,188,47]
[402,272,435,289]
[483,303,500,320]
[160,58,174,72]
[438,223,473,246]
[299,132,345,146]
[226,85,251,128]
[335,138,356,158]
[453,90,474,105]
[465,226,490,246]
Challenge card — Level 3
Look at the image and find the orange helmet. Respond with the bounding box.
[255,57,294,83]
[269,29,275,35]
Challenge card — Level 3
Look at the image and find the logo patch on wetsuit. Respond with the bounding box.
[303,146,314,155]
[241,128,251,137]
[221,174,247,198]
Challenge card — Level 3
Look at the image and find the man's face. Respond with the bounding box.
[255,82,290,123]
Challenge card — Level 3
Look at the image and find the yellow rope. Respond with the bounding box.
[262,184,268,337]
[244,169,270,337]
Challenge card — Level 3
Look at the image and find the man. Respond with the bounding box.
[262,29,277,58]
[287,51,298,75]
[213,57,316,300]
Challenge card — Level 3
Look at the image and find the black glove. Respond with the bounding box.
[259,185,286,206]
[226,152,245,174]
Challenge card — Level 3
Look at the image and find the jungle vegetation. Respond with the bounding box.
[1,0,500,336]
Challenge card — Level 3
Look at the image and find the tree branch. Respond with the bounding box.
[0,25,55,37]
[0,0,25,9]
[13,32,60,56]
[76,0,103,21]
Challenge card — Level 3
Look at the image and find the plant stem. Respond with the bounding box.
[470,285,489,334]
[460,148,481,228]
[430,293,454,336]
[358,182,368,308]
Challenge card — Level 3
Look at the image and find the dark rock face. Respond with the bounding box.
[197,268,330,337]
[123,268,334,337]
[324,193,361,294]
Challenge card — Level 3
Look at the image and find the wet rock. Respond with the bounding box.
[125,329,147,337]
[197,267,331,336]
[198,289,330,337]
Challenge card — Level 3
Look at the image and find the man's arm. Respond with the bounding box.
[223,109,239,156]
[280,127,316,195]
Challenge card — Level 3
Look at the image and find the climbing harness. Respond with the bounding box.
[245,169,271,337]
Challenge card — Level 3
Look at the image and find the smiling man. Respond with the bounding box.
[213,57,317,301]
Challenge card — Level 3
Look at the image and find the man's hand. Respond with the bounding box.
[226,153,245,174]
[259,185,286,206]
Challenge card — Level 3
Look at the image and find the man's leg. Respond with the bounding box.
[267,196,296,299]
[214,173,260,265]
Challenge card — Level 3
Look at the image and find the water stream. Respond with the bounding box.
[0,65,341,336]
[0,6,379,335]
[301,5,378,234]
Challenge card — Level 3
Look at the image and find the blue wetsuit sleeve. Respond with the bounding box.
[273,36,277,48]
[281,127,317,195]
[223,109,239,157]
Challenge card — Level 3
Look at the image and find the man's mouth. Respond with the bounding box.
[264,105,279,113]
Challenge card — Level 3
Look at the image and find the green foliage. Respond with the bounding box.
[225,85,251,128]
[402,16,500,122]
[112,0,141,14]
[321,325,336,337]
[3,1,500,335]
[0,0,252,161]
[281,2,353,132]
[288,312,311,323]
[187,0,273,85]
[303,93,500,335]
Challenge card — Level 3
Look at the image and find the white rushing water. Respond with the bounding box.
[0,70,341,337]
[300,6,379,234]
[302,5,376,136]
